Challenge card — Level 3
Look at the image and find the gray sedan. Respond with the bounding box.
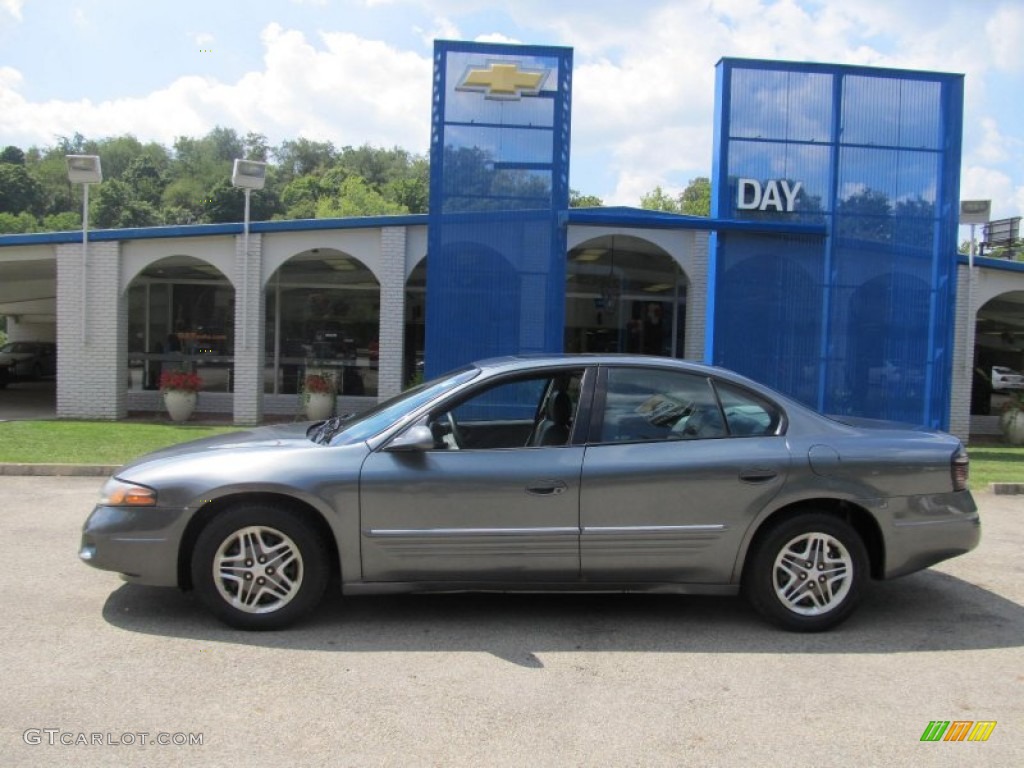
[80,355,979,632]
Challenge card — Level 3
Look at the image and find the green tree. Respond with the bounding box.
[24,146,75,215]
[570,189,603,208]
[0,211,40,233]
[640,185,681,213]
[273,138,337,181]
[243,132,270,162]
[0,164,46,216]
[315,176,408,217]
[123,155,166,207]
[679,176,710,216]
[92,179,160,228]
[204,180,281,224]
[281,175,325,219]
[1,146,26,165]
[161,176,207,223]
[41,212,81,231]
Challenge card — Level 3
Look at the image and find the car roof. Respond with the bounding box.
[472,354,742,380]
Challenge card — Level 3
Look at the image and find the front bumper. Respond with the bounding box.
[79,504,190,587]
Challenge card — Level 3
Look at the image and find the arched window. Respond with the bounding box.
[264,249,381,397]
[566,236,687,358]
[126,256,234,392]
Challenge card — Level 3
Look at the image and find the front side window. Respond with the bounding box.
[429,370,584,450]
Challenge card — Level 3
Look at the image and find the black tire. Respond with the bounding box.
[743,513,868,632]
[191,503,330,630]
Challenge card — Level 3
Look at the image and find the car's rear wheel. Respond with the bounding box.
[743,513,868,632]
[191,504,329,630]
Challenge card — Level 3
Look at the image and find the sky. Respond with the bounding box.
[1,0,1023,231]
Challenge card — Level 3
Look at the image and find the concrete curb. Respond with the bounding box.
[0,464,119,477]
[989,483,1024,495]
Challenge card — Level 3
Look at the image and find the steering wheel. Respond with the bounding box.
[445,411,464,449]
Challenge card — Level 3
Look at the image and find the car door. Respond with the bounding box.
[359,368,590,582]
[580,365,790,583]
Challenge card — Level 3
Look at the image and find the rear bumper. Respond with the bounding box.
[883,491,981,579]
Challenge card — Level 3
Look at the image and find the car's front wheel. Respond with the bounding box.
[743,513,868,632]
[191,504,329,630]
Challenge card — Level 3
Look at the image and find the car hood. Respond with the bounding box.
[0,352,32,363]
[118,422,320,473]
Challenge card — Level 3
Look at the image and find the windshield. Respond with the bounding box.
[0,343,37,353]
[313,367,480,446]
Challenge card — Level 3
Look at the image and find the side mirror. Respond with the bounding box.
[385,425,435,452]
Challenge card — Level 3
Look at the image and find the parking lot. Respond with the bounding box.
[2,476,1021,767]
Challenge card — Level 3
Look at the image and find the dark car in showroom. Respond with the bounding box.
[80,355,979,632]
[0,340,56,388]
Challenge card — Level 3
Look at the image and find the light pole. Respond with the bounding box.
[231,159,267,351]
[66,154,103,344]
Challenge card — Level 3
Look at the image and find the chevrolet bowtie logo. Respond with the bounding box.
[457,61,549,100]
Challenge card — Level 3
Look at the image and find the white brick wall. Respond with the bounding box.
[377,226,407,399]
[949,264,976,441]
[686,231,709,362]
[232,232,264,425]
[56,240,126,419]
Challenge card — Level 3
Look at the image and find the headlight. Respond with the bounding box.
[100,478,157,507]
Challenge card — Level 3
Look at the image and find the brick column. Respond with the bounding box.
[232,232,264,425]
[56,240,127,419]
[377,226,407,400]
[949,263,975,441]
[686,231,709,362]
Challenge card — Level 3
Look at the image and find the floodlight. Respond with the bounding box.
[65,154,103,184]
[232,159,267,190]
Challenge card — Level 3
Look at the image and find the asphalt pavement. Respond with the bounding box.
[1,477,1021,767]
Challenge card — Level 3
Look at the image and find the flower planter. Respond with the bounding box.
[1002,409,1024,445]
[305,391,335,421]
[163,390,197,422]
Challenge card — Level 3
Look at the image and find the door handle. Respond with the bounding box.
[526,481,567,496]
[739,468,778,483]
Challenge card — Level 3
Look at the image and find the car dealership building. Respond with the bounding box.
[1,41,1022,439]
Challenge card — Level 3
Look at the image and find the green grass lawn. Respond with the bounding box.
[1,421,1023,490]
[965,445,1024,488]
[0,421,242,465]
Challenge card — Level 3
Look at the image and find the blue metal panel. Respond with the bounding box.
[711,59,964,429]
[426,41,572,378]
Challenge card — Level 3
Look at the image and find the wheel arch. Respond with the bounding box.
[736,498,885,585]
[177,492,341,591]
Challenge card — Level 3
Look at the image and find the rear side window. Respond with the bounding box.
[598,367,726,443]
[713,380,782,437]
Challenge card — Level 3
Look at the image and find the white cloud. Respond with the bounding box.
[973,117,1019,165]
[0,24,432,153]
[961,165,1018,220]
[0,0,23,21]
[986,3,1024,72]
[415,17,461,48]
[194,32,215,48]
[0,1,1021,217]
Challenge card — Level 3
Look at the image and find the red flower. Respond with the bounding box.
[304,373,334,395]
[159,369,203,393]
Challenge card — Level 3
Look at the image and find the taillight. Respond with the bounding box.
[952,448,969,492]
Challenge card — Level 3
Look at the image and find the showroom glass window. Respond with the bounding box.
[264,250,381,397]
[126,258,234,392]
